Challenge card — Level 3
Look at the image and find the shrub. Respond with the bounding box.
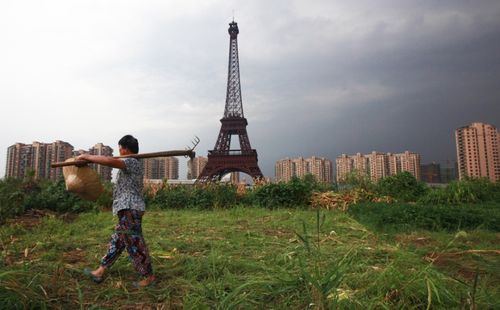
[251,175,327,208]
[189,186,216,209]
[34,178,94,213]
[0,178,26,222]
[150,183,239,210]
[251,182,295,208]
[0,175,96,222]
[375,172,428,202]
[148,175,332,210]
[337,170,374,191]
[419,178,500,205]
[95,181,113,210]
[211,184,239,208]
[152,185,191,209]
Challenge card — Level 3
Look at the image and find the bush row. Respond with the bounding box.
[147,183,239,209]
[418,178,500,205]
[0,175,111,223]
[147,174,333,210]
[341,172,500,232]
[0,174,332,222]
[150,173,498,210]
[2,172,500,232]
[342,171,500,204]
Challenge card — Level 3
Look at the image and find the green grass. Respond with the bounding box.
[1,208,499,309]
[348,202,500,232]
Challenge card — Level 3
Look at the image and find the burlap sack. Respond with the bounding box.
[62,158,104,201]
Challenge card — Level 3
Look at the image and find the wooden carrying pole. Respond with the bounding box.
[51,150,195,168]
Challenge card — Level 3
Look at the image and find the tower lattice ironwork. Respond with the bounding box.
[197,21,264,183]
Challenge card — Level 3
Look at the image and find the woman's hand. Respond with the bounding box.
[75,154,92,167]
[76,154,91,161]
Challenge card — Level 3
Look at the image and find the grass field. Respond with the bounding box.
[1,207,499,309]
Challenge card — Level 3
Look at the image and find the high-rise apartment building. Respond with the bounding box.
[440,160,458,183]
[275,158,292,182]
[275,156,333,183]
[455,122,500,182]
[388,151,421,181]
[336,153,371,182]
[6,143,32,178]
[187,156,208,179]
[336,151,421,182]
[352,153,369,175]
[71,144,113,182]
[421,162,442,183]
[6,141,74,180]
[369,151,390,182]
[143,157,179,180]
[89,143,114,182]
[335,154,353,182]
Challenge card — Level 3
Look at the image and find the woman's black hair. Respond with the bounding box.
[118,135,139,154]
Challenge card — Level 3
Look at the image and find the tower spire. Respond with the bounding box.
[224,21,243,118]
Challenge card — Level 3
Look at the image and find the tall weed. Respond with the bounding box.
[295,210,354,308]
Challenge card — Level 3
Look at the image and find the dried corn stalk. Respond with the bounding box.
[311,190,395,211]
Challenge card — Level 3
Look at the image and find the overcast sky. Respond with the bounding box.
[1,0,500,179]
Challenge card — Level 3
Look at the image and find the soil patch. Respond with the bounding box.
[62,248,86,264]
[425,250,500,281]
[5,209,80,229]
[262,228,293,238]
[395,234,435,248]
[6,209,57,229]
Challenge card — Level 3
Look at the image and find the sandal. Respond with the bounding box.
[132,276,156,288]
[83,268,103,284]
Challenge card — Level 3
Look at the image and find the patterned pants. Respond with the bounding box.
[101,209,153,277]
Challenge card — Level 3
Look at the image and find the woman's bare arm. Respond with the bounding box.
[76,154,126,169]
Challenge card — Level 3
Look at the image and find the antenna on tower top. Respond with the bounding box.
[232,9,235,22]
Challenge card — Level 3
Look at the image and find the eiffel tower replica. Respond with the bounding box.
[197,21,264,183]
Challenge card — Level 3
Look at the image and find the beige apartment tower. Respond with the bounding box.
[388,151,421,181]
[336,151,421,183]
[455,122,500,182]
[275,156,333,183]
[187,156,208,179]
[71,143,113,182]
[143,157,179,180]
[89,143,114,182]
[368,151,390,182]
[6,141,74,180]
[335,154,353,182]
[336,153,371,182]
[6,143,33,178]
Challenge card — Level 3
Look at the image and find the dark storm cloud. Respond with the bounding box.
[238,1,500,176]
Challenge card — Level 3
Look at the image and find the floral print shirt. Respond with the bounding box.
[112,158,145,216]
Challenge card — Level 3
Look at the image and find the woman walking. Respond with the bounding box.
[78,135,155,287]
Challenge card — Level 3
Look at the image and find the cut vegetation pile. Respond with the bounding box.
[311,189,395,211]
